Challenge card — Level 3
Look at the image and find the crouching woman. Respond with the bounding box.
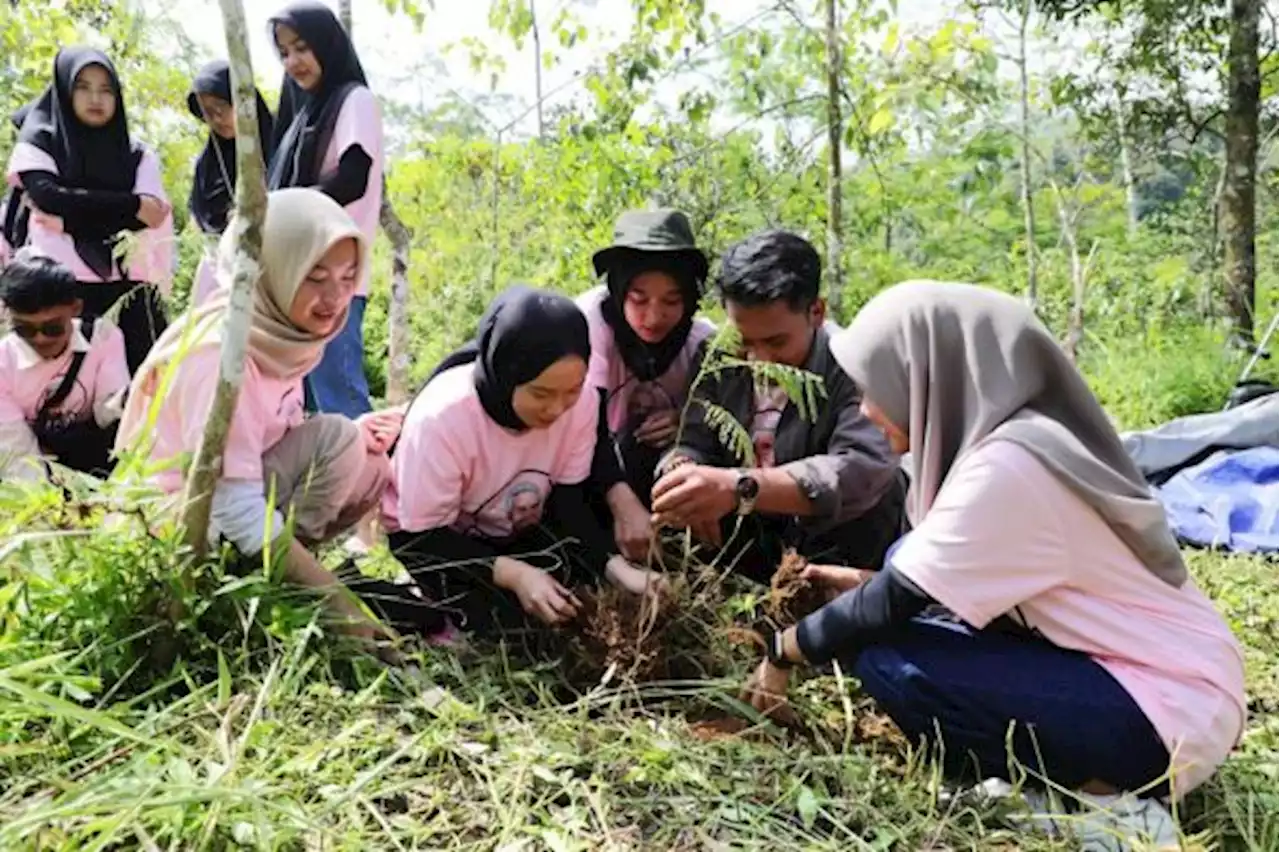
[742,281,1245,842]
[115,188,394,652]
[382,285,665,635]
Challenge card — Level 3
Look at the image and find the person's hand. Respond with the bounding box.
[689,517,723,548]
[357,408,406,455]
[651,464,737,529]
[30,209,64,234]
[606,484,652,562]
[136,194,171,229]
[740,658,798,726]
[493,557,581,626]
[802,564,875,601]
[605,554,669,597]
[634,410,679,448]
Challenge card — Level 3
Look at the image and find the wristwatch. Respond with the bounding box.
[767,630,795,669]
[734,470,760,516]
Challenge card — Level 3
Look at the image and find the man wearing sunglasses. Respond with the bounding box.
[1,251,128,480]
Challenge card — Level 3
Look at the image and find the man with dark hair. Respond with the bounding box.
[0,251,128,479]
[651,230,905,581]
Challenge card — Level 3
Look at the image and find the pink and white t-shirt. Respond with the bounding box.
[143,345,305,494]
[5,142,174,292]
[891,439,1246,798]
[750,381,789,467]
[576,285,714,436]
[320,87,383,298]
[0,318,128,475]
[382,363,598,540]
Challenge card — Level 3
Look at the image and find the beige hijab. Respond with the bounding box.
[831,280,1187,587]
[116,187,365,452]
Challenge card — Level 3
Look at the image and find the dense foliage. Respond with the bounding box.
[0,0,1276,848]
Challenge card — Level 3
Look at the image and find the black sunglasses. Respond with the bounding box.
[12,319,69,340]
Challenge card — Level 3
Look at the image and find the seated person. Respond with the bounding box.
[744,281,1246,846]
[578,208,715,559]
[383,285,664,635]
[651,230,905,581]
[0,251,127,480]
[115,188,396,658]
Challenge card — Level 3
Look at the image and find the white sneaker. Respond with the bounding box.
[1072,792,1180,851]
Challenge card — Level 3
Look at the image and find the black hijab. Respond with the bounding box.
[18,47,141,277]
[598,249,705,382]
[2,100,37,250]
[429,285,592,432]
[267,1,368,191]
[187,60,275,235]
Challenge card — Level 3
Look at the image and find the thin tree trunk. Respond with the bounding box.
[182,0,268,555]
[1222,0,1260,340]
[381,193,412,403]
[1017,0,1038,307]
[531,0,545,139]
[1112,90,1139,238]
[824,0,844,317]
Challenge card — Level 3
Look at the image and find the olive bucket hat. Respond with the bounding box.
[591,208,710,285]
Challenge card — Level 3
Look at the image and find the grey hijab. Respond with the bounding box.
[831,280,1187,587]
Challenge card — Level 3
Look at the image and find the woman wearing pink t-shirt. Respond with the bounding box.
[116,189,399,661]
[578,209,715,561]
[383,286,666,635]
[6,47,174,376]
[267,1,383,420]
[743,282,1245,844]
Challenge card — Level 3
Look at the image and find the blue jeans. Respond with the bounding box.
[849,617,1171,795]
[305,295,372,418]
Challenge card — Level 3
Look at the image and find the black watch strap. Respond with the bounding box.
[767,631,795,669]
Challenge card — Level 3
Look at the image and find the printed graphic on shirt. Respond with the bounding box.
[456,468,553,540]
[621,379,679,435]
[750,382,789,468]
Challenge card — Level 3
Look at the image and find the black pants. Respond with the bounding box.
[384,488,611,636]
[78,281,168,376]
[716,470,908,584]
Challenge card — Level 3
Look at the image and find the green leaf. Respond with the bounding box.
[796,785,819,829]
[868,106,894,135]
[217,648,231,707]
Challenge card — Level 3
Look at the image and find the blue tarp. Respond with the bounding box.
[1156,446,1280,554]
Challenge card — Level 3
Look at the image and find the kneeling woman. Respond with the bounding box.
[116,188,393,651]
[578,209,714,559]
[744,282,1244,831]
[383,285,664,634]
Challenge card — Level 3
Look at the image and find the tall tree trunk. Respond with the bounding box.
[183,0,268,555]
[1017,0,1038,307]
[824,0,844,317]
[1112,89,1139,238]
[1222,0,1260,340]
[381,195,413,403]
[341,0,414,401]
[531,0,545,139]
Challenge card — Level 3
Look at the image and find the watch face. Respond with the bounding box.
[737,474,760,500]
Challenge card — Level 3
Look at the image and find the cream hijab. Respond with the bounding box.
[116,187,365,452]
[831,280,1187,587]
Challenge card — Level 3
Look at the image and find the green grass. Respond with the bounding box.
[0,481,1275,851]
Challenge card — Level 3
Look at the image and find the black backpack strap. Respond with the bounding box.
[37,317,94,418]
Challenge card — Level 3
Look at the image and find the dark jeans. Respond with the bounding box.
[78,281,168,376]
[304,295,372,419]
[849,617,1171,795]
[718,471,907,583]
